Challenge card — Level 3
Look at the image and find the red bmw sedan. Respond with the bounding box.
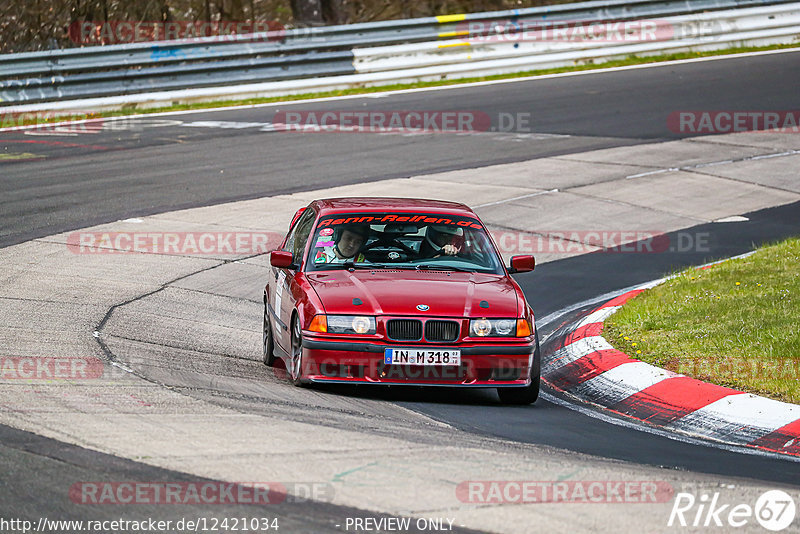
[263,197,539,404]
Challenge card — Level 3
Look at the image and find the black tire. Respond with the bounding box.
[262,302,276,366]
[497,331,541,405]
[289,316,307,387]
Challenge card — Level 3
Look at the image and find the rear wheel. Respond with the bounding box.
[262,303,275,366]
[497,331,540,405]
[289,316,307,387]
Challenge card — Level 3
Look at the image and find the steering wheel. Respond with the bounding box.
[361,233,417,256]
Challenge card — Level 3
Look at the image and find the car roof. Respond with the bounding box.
[311,197,477,217]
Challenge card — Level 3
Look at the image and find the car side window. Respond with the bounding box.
[284,209,316,266]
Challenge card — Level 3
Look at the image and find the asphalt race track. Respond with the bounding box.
[2,50,800,531]
[3,50,800,248]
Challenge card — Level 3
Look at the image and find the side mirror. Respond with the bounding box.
[289,207,306,230]
[509,255,535,274]
[270,250,295,269]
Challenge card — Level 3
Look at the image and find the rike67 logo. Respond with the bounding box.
[669,490,796,531]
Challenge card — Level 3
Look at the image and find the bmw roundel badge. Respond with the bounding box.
[416,304,430,311]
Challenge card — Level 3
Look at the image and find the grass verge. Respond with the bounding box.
[3,41,800,127]
[605,237,800,404]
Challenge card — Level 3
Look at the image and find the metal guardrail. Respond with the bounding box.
[0,0,798,108]
[353,4,800,73]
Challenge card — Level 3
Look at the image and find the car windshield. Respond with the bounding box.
[305,211,505,274]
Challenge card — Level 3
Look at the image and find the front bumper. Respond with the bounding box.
[299,337,536,386]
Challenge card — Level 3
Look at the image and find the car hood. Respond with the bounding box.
[306,270,519,318]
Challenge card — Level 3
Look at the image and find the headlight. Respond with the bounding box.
[494,319,515,335]
[471,319,493,336]
[470,318,528,337]
[351,316,372,334]
[327,315,376,335]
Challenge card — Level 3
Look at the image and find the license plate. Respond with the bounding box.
[384,348,461,366]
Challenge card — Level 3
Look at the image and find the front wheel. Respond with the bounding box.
[497,331,540,405]
[289,317,307,387]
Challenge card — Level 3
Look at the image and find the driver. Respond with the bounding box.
[314,224,370,264]
[418,224,464,258]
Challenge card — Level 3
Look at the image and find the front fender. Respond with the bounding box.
[291,273,325,330]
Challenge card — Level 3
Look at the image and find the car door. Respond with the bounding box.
[272,208,316,353]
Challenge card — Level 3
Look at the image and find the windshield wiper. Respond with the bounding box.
[415,263,475,273]
[332,261,475,273]
[342,261,393,271]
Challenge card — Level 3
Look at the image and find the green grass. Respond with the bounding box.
[605,237,800,404]
[4,41,800,127]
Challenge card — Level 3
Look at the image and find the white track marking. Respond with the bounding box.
[182,120,269,129]
[579,305,621,326]
[474,189,558,208]
[624,149,800,180]
[714,215,750,222]
[543,336,613,375]
[570,361,677,406]
[540,391,800,463]
[667,394,800,443]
